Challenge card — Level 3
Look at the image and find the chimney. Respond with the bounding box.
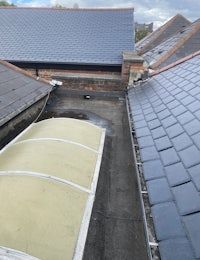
[121,51,148,88]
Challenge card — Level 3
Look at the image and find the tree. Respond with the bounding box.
[0,0,15,6]
[52,4,63,8]
[135,29,148,43]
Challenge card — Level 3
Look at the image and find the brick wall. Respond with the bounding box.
[52,73,122,92]
[23,68,123,91]
[21,53,147,91]
[122,51,147,86]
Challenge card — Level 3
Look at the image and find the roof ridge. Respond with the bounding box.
[138,14,191,55]
[0,60,49,84]
[0,6,134,11]
[149,49,200,76]
[151,21,200,69]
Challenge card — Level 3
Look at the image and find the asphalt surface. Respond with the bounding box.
[40,90,148,260]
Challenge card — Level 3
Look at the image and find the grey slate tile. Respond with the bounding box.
[187,100,200,113]
[157,109,171,120]
[151,126,166,139]
[147,178,173,205]
[184,119,200,135]
[134,119,147,129]
[144,112,157,122]
[170,87,182,96]
[177,111,195,125]
[148,118,162,130]
[161,115,177,128]
[151,202,185,240]
[192,132,200,150]
[171,132,193,151]
[154,103,166,113]
[0,8,134,65]
[137,135,154,148]
[188,164,200,191]
[140,146,159,162]
[181,95,196,106]
[154,135,172,151]
[0,63,51,127]
[162,95,175,105]
[179,145,200,168]
[183,213,200,258]
[160,148,180,166]
[133,114,145,122]
[159,237,196,260]
[142,160,165,180]
[165,162,190,187]
[194,109,200,120]
[175,91,188,100]
[166,99,180,110]
[135,127,151,138]
[190,87,200,97]
[171,104,187,117]
[172,182,200,215]
[143,107,154,116]
[165,123,184,138]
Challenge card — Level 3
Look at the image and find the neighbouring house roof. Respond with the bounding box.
[143,19,200,69]
[128,50,200,259]
[136,14,191,55]
[0,7,134,66]
[0,60,52,127]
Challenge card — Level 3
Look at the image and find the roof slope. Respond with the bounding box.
[136,14,191,55]
[0,60,52,127]
[143,19,200,69]
[0,7,134,66]
[128,51,200,259]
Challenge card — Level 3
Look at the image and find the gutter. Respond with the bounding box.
[126,95,153,260]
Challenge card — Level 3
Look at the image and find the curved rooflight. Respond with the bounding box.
[11,118,104,151]
[0,118,106,260]
[0,246,39,260]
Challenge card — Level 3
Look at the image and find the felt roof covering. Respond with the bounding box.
[0,7,134,66]
[128,51,200,259]
[0,60,51,127]
[0,118,106,260]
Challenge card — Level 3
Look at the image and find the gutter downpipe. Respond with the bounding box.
[125,93,152,260]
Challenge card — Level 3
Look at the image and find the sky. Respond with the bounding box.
[8,0,200,29]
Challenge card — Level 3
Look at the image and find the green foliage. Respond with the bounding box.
[0,0,15,6]
[135,29,148,43]
[52,4,63,8]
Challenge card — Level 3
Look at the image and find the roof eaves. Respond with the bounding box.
[150,22,200,69]
[149,49,200,77]
[0,60,50,85]
[138,14,191,55]
[6,59,122,67]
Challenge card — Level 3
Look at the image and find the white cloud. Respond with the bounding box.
[16,0,49,6]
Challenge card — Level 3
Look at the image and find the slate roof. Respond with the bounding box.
[0,7,134,66]
[128,50,200,259]
[142,19,200,69]
[136,14,191,55]
[0,60,52,127]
